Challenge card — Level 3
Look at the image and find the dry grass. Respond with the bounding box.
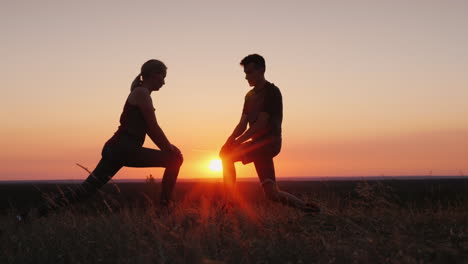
[1,181,467,264]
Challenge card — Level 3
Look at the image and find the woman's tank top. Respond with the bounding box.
[106,102,147,147]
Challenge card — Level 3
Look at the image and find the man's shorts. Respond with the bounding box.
[234,137,282,165]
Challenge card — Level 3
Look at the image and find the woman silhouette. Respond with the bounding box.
[20,59,183,219]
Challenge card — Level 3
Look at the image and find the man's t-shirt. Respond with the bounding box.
[242,81,283,141]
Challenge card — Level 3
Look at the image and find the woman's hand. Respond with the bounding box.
[170,144,182,155]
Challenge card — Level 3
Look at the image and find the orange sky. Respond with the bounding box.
[1,1,467,181]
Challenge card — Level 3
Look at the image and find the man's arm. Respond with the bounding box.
[224,114,248,145]
[233,112,269,144]
[235,86,281,143]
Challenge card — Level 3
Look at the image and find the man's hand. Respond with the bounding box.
[225,135,236,146]
[219,137,242,158]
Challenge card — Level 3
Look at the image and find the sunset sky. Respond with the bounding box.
[1,0,467,181]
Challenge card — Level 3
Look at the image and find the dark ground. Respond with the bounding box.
[1,178,467,263]
[1,178,467,215]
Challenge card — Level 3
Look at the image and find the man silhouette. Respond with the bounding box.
[220,54,320,213]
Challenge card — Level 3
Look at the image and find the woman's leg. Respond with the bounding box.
[122,147,183,205]
[37,158,122,217]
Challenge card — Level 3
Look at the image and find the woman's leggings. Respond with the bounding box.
[38,143,183,216]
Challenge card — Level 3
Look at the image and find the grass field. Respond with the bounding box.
[1,179,467,263]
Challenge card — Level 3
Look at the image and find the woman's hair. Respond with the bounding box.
[130,59,167,91]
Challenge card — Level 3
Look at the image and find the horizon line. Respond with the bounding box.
[1,175,467,184]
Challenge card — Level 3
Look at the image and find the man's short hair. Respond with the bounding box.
[240,54,266,70]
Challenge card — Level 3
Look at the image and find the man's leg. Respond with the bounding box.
[219,141,259,186]
[254,158,307,208]
[222,159,236,187]
[220,144,246,200]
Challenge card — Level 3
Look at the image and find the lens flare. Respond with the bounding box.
[208,159,222,172]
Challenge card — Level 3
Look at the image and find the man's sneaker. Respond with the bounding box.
[15,212,30,224]
[301,202,321,214]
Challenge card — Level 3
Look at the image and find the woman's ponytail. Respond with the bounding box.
[130,74,142,91]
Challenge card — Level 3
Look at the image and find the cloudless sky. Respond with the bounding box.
[1,0,467,181]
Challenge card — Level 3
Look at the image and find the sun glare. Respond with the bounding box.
[208,159,223,172]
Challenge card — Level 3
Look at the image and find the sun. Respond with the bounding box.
[208,159,223,172]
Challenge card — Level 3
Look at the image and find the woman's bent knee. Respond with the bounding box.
[168,152,183,168]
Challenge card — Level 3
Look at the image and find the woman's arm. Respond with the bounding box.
[134,89,173,151]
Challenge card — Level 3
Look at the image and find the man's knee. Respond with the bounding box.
[220,153,234,164]
[219,148,230,160]
[220,148,243,164]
